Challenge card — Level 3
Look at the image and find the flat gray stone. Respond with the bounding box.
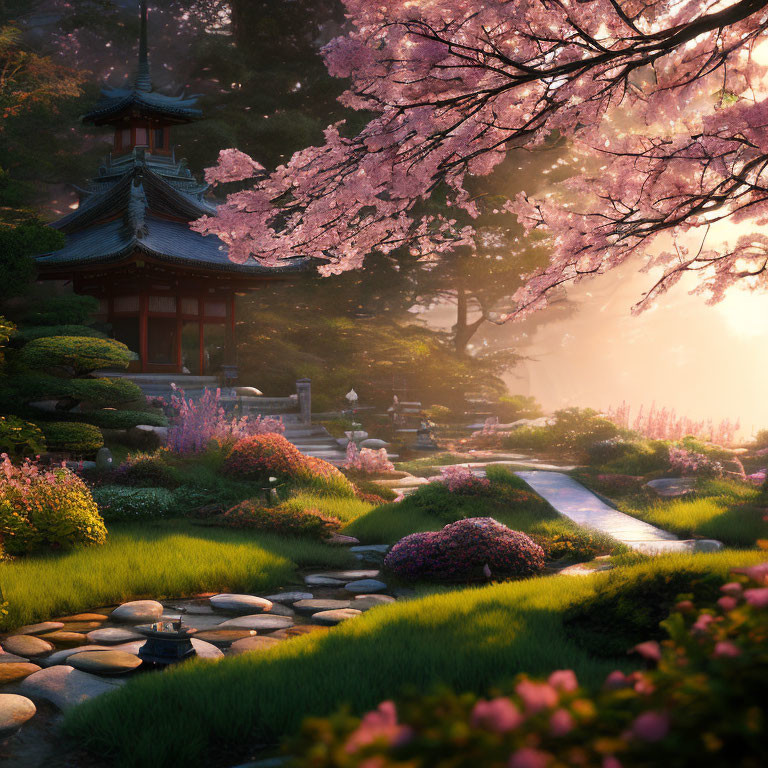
[303,575,347,586]
[0,653,31,664]
[43,641,145,667]
[316,570,380,580]
[353,595,396,610]
[216,615,294,631]
[344,579,387,593]
[192,630,257,647]
[326,533,361,546]
[633,539,723,555]
[311,609,362,626]
[0,694,36,737]
[67,651,142,675]
[293,599,352,615]
[265,603,294,617]
[209,594,273,614]
[645,477,697,498]
[86,628,143,645]
[229,636,282,655]
[263,592,313,604]
[0,663,41,685]
[110,600,164,623]
[14,622,65,636]
[349,545,390,553]
[37,631,87,648]
[19,666,124,711]
[190,639,224,659]
[2,636,54,658]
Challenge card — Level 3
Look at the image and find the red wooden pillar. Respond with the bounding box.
[175,291,183,372]
[139,293,149,373]
[198,294,205,375]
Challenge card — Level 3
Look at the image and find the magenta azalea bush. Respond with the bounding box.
[384,517,545,583]
[289,563,768,768]
[167,386,284,454]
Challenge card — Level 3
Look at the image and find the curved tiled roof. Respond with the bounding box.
[82,86,203,124]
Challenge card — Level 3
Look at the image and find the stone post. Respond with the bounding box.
[296,378,312,424]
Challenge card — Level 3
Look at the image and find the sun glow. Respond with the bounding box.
[715,287,768,339]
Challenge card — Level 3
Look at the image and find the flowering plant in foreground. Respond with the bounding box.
[344,443,395,474]
[167,386,284,454]
[384,517,545,583]
[668,446,723,478]
[288,562,768,768]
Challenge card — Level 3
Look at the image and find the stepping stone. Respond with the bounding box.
[229,636,281,655]
[216,615,294,632]
[311,609,362,626]
[86,628,143,645]
[43,642,145,667]
[349,545,390,554]
[19,666,124,710]
[192,630,257,647]
[304,575,347,586]
[14,622,65,636]
[0,653,30,664]
[38,631,87,648]
[55,613,109,623]
[293,599,352,616]
[265,604,294,617]
[353,595,396,610]
[2,636,54,658]
[190,639,224,659]
[263,592,313,604]
[48,621,103,633]
[0,663,41,684]
[110,600,164,623]
[268,625,329,640]
[209,594,273,614]
[67,651,142,676]
[319,570,381,580]
[633,539,723,555]
[645,478,697,498]
[326,533,360,546]
[0,694,36,738]
[344,579,387,593]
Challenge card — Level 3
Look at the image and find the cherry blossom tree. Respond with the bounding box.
[196,0,768,316]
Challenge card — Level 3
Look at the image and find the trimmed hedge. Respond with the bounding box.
[85,409,167,430]
[0,415,46,458]
[20,336,132,375]
[92,486,175,521]
[113,453,178,488]
[14,325,108,342]
[17,375,142,407]
[41,422,104,454]
[23,295,99,326]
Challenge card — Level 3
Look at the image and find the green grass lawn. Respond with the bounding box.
[394,452,475,477]
[283,492,374,522]
[62,550,767,768]
[617,478,768,547]
[0,520,354,631]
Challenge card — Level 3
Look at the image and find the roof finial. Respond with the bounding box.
[134,1,152,92]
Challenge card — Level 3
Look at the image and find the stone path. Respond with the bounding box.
[515,471,722,554]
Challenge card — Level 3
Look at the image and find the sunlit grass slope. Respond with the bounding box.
[63,551,765,768]
[0,520,353,630]
[620,479,768,547]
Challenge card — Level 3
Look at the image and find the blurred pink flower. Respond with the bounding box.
[717,596,738,611]
[720,582,743,595]
[604,670,631,690]
[548,669,578,692]
[515,680,558,713]
[344,701,412,753]
[632,641,661,661]
[631,711,669,742]
[736,563,768,585]
[471,697,523,732]
[692,613,715,633]
[549,708,574,736]
[743,588,768,608]
[714,641,741,658]
[602,757,622,768]
[508,747,550,768]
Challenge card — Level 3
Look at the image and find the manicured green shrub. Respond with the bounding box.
[385,517,546,582]
[423,404,454,424]
[502,425,554,450]
[0,415,45,458]
[113,453,178,488]
[17,375,143,408]
[503,408,621,453]
[288,565,768,768]
[20,336,131,375]
[218,499,341,539]
[0,457,107,555]
[350,476,398,503]
[14,325,108,342]
[496,394,543,422]
[92,486,175,521]
[23,295,99,326]
[598,440,670,475]
[85,409,167,430]
[41,422,103,454]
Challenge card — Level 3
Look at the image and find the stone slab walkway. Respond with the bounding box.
[514,471,722,554]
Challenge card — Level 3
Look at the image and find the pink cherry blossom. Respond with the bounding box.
[548,670,578,693]
[471,697,524,732]
[515,680,558,714]
[717,596,738,612]
[345,701,412,752]
[743,588,768,608]
[508,747,550,768]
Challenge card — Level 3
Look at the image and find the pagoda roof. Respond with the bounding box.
[82,86,203,125]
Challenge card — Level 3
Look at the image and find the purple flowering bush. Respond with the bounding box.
[384,517,546,582]
[288,562,768,768]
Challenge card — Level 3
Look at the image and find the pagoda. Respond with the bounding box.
[35,2,302,376]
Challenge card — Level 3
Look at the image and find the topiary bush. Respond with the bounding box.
[0,415,45,458]
[384,517,546,582]
[20,336,131,375]
[85,409,167,430]
[217,499,341,539]
[112,452,178,488]
[0,456,107,554]
[92,486,175,521]
[14,325,108,342]
[16,374,143,408]
[22,295,99,326]
[41,422,103,454]
[224,433,355,495]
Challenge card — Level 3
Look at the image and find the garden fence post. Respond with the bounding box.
[296,378,311,424]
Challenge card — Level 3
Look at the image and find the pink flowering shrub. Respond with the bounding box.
[167,386,284,454]
[344,443,395,474]
[668,446,723,477]
[384,517,545,582]
[289,563,768,768]
[0,454,107,555]
[436,465,490,493]
[608,401,740,446]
